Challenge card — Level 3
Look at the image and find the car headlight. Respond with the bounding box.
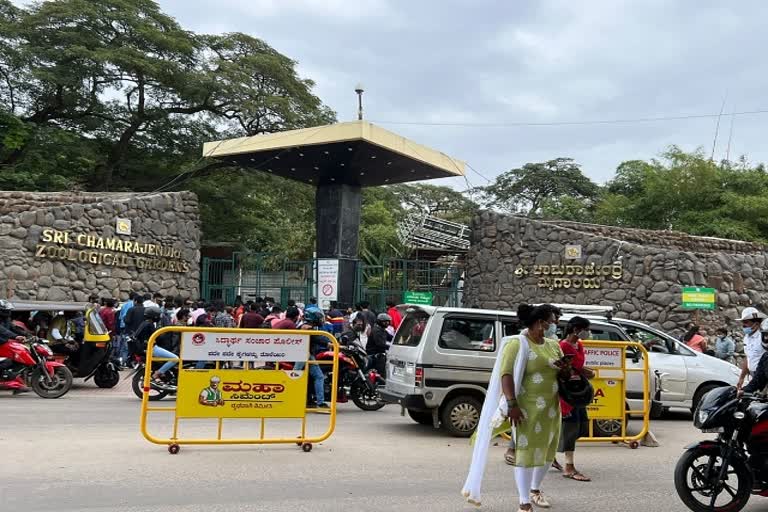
[698,409,709,424]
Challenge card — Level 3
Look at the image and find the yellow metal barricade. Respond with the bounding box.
[577,340,650,449]
[139,326,339,454]
[500,340,650,449]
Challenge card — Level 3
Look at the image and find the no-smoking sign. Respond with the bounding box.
[322,284,334,296]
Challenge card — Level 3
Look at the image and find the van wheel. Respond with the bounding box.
[407,409,433,426]
[441,396,482,437]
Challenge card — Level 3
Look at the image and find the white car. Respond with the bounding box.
[607,317,741,413]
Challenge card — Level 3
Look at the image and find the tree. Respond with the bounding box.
[0,0,334,191]
[595,147,768,242]
[480,158,599,215]
[388,183,478,225]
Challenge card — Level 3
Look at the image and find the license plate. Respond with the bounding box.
[392,366,405,378]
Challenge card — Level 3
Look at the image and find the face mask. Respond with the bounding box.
[353,325,364,332]
[743,327,754,336]
[577,330,591,339]
[545,324,558,338]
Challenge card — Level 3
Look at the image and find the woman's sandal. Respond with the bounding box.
[504,449,516,465]
[551,459,563,471]
[563,471,591,482]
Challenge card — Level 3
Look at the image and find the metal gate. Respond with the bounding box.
[201,253,314,304]
[201,254,464,310]
[354,258,463,311]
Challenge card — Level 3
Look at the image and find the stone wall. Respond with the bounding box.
[0,191,201,302]
[464,211,768,334]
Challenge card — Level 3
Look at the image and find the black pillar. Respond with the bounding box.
[315,183,361,308]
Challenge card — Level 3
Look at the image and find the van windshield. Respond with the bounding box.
[393,310,431,347]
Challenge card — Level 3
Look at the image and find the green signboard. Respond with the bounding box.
[403,290,434,305]
[681,287,716,310]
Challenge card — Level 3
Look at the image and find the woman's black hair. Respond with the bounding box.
[517,303,558,328]
[565,316,591,336]
[683,324,700,343]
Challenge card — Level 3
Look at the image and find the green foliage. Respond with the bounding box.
[388,183,479,225]
[596,147,768,242]
[0,0,335,251]
[480,157,599,215]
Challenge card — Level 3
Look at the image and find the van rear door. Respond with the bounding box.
[386,308,431,396]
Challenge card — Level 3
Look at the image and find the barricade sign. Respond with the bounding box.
[139,326,339,454]
[579,340,651,449]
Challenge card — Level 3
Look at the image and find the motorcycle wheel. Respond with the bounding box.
[94,365,120,388]
[351,383,385,411]
[131,369,170,401]
[674,446,752,512]
[30,366,73,399]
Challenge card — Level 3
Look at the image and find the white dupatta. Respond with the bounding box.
[461,332,530,506]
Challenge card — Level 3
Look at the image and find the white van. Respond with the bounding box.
[382,305,663,437]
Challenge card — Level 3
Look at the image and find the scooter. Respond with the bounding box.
[52,339,120,388]
[0,336,73,398]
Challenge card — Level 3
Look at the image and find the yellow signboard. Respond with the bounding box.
[585,377,624,419]
[176,369,308,419]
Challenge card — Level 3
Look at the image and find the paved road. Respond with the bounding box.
[2,384,764,512]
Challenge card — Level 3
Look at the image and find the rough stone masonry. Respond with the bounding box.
[0,191,201,302]
[464,211,768,334]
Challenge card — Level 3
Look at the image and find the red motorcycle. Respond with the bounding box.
[316,338,386,411]
[0,337,73,398]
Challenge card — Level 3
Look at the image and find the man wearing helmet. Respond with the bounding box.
[738,307,767,391]
[740,319,768,395]
[135,306,179,388]
[0,300,27,344]
[366,313,393,377]
[294,309,329,409]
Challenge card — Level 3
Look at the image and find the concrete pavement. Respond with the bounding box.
[2,387,764,512]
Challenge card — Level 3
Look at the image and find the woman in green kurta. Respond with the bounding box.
[501,304,564,511]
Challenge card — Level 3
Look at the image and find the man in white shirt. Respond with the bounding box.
[737,306,766,390]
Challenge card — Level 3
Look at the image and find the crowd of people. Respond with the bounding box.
[680,323,738,363]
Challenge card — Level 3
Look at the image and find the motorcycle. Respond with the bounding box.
[0,336,73,398]
[674,386,768,512]
[316,337,386,411]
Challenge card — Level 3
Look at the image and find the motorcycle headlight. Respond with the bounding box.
[697,409,710,425]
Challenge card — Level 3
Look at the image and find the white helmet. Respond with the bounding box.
[740,307,766,321]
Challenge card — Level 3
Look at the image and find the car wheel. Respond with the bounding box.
[440,395,482,437]
[691,384,724,413]
[407,409,433,426]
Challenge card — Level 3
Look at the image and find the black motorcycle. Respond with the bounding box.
[674,386,768,512]
[316,338,386,411]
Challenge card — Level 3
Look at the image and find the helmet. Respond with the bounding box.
[558,374,595,408]
[377,313,392,323]
[740,307,766,321]
[144,307,162,321]
[304,310,325,326]
[0,299,14,315]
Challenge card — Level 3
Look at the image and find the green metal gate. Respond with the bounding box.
[201,253,314,305]
[354,258,463,311]
[201,254,463,310]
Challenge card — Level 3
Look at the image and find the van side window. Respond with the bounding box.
[587,326,625,342]
[502,320,521,337]
[438,318,495,352]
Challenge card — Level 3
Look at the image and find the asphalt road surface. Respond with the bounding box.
[3,384,765,512]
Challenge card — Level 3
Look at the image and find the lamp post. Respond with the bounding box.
[355,83,364,121]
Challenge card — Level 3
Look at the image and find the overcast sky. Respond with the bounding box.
[21,0,768,190]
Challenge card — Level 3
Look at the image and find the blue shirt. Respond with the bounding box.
[118,301,134,329]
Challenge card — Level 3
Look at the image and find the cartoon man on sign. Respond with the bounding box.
[199,376,225,407]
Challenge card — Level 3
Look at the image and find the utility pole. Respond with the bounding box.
[355,83,364,120]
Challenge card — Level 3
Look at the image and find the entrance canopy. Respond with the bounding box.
[202,121,465,186]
